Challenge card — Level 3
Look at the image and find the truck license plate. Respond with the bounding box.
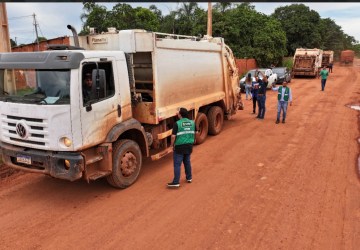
[17,155,31,165]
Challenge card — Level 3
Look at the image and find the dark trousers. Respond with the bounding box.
[252,96,258,113]
[173,152,192,184]
[321,79,327,91]
[257,95,266,118]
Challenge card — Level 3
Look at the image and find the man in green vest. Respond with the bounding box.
[319,66,329,91]
[271,81,293,124]
[168,107,195,188]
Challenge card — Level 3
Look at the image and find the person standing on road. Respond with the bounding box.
[256,71,268,119]
[319,66,329,91]
[328,62,333,73]
[168,107,195,188]
[251,77,259,114]
[244,73,253,100]
[271,81,293,124]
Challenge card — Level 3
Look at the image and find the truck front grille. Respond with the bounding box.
[1,115,49,148]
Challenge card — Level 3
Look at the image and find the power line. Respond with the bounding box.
[8,15,32,20]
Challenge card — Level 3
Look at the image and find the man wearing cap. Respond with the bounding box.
[83,72,93,103]
[168,107,195,188]
[271,81,293,124]
[319,66,329,91]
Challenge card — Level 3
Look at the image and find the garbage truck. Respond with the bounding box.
[321,50,334,68]
[340,50,355,65]
[0,27,242,188]
[292,48,323,77]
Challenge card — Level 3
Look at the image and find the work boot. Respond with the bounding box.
[275,119,280,124]
[282,119,285,123]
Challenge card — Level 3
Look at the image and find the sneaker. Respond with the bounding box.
[282,119,286,123]
[275,119,280,124]
[167,182,180,188]
[186,179,192,183]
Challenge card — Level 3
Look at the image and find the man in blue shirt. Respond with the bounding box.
[272,81,293,124]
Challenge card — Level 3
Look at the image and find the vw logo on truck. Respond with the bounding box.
[15,121,29,139]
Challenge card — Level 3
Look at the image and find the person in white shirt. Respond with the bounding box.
[271,81,293,124]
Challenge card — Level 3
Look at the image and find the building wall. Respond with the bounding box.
[235,58,257,76]
[12,36,70,52]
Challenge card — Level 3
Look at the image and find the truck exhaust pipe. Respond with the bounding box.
[67,25,80,47]
[207,2,212,38]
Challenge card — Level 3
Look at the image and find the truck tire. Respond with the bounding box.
[207,106,224,135]
[195,112,208,145]
[106,139,142,189]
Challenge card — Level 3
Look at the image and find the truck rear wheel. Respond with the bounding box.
[195,112,208,145]
[207,106,224,135]
[106,139,142,189]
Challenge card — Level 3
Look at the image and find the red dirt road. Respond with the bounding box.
[1,61,360,250]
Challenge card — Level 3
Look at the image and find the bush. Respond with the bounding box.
[282,57,293,69]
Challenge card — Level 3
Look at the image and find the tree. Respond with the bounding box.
[34,37,47,43]
[80,3,160,34]
[272,4,322,56]
[10,38,17,47]
[211,3,287,66]
[149,4,162,20]
[213,2,233,13]
[80,3,108,34]
[133,7,160,31]
[176,2,200,35]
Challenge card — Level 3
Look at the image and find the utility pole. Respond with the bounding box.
[0,3,11,52]
[33,13,40,51]
[207,2,212,38]
[0,3,15,94]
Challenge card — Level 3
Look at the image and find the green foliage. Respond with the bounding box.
[353,44,360,57]
[34,37,47,43]
[79,2,356,65]
[272,4,322,56]
[10,38,17,47]
[80,3,159,34]
[282,57,293,68]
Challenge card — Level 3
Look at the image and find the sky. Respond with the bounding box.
[5,2,360,45]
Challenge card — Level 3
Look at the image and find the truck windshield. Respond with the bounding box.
[0,69,70,105]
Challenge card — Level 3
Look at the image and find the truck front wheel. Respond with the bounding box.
[195,112,208,145]
[207,106,224,135]
[107,139,142,189]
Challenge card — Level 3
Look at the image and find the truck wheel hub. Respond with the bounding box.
[121,152,137,177]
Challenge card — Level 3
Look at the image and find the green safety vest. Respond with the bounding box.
[174,118,195,146]
[278,86,290,101]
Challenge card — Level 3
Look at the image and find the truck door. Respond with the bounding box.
[79,58,121,146]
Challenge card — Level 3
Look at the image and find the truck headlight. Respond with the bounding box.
[60,137,72,147]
